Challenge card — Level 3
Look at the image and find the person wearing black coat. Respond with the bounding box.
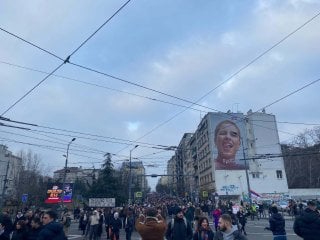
[109,212,122,240]
[237,208,247,236]
[0,211,13,236]
[193,217,214,240]
[11,220,28,240]
[37,211,66,240]
[27,217,42,240]
[166,208,193,240]
[0,222,10,240]
[293,200,320,240]
[265,206,287,240]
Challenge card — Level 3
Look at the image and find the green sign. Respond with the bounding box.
[135,192,142,198]
[202,191,208,198]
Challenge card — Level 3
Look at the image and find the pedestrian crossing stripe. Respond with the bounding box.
[67,235,82,239]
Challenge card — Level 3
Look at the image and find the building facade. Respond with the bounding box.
[167,111,289,202]
[0,145,22,204]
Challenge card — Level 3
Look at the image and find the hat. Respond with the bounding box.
[307,200,316,206]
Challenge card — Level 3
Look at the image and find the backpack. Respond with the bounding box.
[171,217,187,230]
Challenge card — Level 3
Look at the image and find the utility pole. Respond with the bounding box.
[0,161,10,210]
[61,138,76,209]
[242,141,252,205]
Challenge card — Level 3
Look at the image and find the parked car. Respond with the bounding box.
[277,200,289,211]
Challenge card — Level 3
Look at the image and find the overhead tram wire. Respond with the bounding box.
[68,61,221,113]
[254,77,320,114]
[0,129,107,155]
[0,0,132,116]
[0,136,105,161]
[115,9,320,153]
[0,116,181,151]
[1,8,319,118]
[0,27,64,61]
[1,62,66,116]
[1,9,319,151]
[0,60,206,113]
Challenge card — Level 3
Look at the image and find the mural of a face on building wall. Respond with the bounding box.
[214,120,246,170]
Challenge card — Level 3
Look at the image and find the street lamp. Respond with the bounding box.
[128,145,138,204]
[61,138,76,207]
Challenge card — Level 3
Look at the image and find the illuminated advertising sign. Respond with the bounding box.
[45,183,73,204]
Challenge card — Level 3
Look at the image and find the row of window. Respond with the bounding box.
[199,157,211,172]
[198,144,210,160]
[200,173,213,184]
[197,131,209,149]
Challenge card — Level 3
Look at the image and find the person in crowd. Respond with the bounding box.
[105,209,113,240]
[258,202,264,219]
[26,217,42,240]
[237,207,247,236]
[185,203,195,230]
[0,210,13,236]
[166,207,193,240]
[214,120,245,170]
[193,217,214,240]
[14,211,26,230]
[109,212,122,240]
[61,210,72,237]
[194,207,203,232]
[212,208,222,232]
[264,206,287,240]
[124,210,134,240]
[79,211,89,236]
[135,207,166,240]
[11,220,28,240]
[0,222,10,240]
[89,210,100,240]
[214,214,247,240]
[97,209,104,240]
[250,205,257,221]
[73,207,81,222]
[38,210,66,240]
[293,200,320,240]
[24,210,34,231]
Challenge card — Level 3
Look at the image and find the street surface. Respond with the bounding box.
[67,218,300,240]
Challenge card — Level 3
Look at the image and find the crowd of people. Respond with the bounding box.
[0,197,319,240]
[0,209,67,240]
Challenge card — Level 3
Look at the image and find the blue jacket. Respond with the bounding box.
[268,213,286,236]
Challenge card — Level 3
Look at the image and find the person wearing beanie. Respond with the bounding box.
[166,207,193,240]
[135,207,166,240]
[264,206,287,240]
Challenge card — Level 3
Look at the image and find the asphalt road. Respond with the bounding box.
[67,217,301,240]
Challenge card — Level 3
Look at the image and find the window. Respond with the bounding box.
[252,172,260,178]
[276,170,283,179]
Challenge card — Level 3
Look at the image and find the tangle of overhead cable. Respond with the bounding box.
[0,0,132,116]
[115,10,320,153]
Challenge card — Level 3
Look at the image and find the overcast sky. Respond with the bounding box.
[1,0,320,189]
